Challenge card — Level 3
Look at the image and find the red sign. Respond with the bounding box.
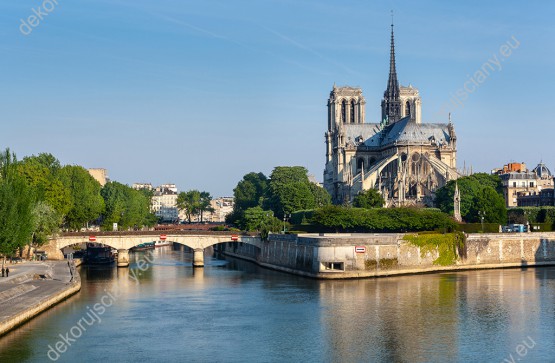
[231,235,239,241]
[355,246,366,253]
[160,234,167,241]
[89,236,96,242]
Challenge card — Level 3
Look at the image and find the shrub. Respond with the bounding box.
[508,207,555,225]
[311,206,457,233]
[455,223,499,233]
[290,210,315,225]
[210,225,227,231]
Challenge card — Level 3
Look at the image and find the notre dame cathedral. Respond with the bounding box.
[323,23,459,207]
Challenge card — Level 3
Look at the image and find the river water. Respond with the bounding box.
[1,246,555,363]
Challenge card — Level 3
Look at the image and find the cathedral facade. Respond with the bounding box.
[323,24,459,207]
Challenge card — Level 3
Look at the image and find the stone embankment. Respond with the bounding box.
[221,232,555,279]
[0,260,81,336]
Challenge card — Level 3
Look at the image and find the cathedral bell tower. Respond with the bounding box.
[324,85,366,203]
[381,21,402,125]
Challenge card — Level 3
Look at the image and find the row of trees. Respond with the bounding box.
[227,166,331,232]
[176,190,214,223]
[0,149,160,258]
[226,166,512,235]
[101,182,158,230]
[0,150,36,259]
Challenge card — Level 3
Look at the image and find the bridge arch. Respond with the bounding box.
[52,233,263,267]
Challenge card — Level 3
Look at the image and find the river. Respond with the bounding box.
[1,246,554,362]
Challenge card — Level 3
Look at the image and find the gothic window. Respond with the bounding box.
[411,153,420,175]
[341,100,346,122]
[406,101,411,117]
[350,100,356,123]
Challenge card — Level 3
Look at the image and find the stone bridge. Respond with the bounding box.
[48,231,262,267]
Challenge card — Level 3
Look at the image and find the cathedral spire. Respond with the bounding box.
[381,12,402,125]
[386,16,399,100]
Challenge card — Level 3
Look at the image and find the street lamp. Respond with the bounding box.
[283,213,291,234]
[478,211,485,233]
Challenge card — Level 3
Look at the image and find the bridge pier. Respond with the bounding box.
[117,249,130,267]
[193,249,204,267]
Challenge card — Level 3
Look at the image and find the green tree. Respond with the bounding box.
[228,172,268,225]
[177,190,201,223]
[29,201,61,258]
[310,183,331,208]
[353,189,384,209]
[58,165,105,230]
[468,186,507,224]
[0,149,35,261]
[18,156,72,217]
[225,208,243,226]
[265,166,316,218]
[435,173,506,223]
[241,206,282,239]
[135,188,158,226]
[233,172,268,211]
[468,173,503,194]
[198,191,215,223]
[100,182,126,229]
[101,182,156,230]
[24,153,61,174]
[121,187,154,229]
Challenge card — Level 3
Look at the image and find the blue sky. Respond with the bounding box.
[0,0,553,196]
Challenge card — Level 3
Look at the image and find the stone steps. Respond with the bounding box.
[0,284,37,303]
[2,272,36,285]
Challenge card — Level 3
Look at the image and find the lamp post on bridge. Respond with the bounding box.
[282,213,291,234]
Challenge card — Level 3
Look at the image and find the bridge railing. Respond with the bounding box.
[60,230,258,238]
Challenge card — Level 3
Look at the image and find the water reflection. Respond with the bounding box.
[0,248,554,363]
[316,267,555,363]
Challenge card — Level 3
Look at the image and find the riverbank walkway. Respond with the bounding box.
[0,260,80,336]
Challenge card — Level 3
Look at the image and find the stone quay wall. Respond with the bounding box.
[0,261,81,337]
[222,232,555,279]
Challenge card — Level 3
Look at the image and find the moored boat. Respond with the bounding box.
[130,242,156,252]
[84,246,116,265]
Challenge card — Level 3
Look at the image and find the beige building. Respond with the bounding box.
[152,184,178,222]
[497,162,554,207]
[204,197,234,223]
[134,182,179,222]
[132,183,153,191]
[324,24,458,206]
[88,168,108,186]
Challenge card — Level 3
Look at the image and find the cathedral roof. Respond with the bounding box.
[343,117,452,149]
[380,117,452,146]
[343,123,381,145]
